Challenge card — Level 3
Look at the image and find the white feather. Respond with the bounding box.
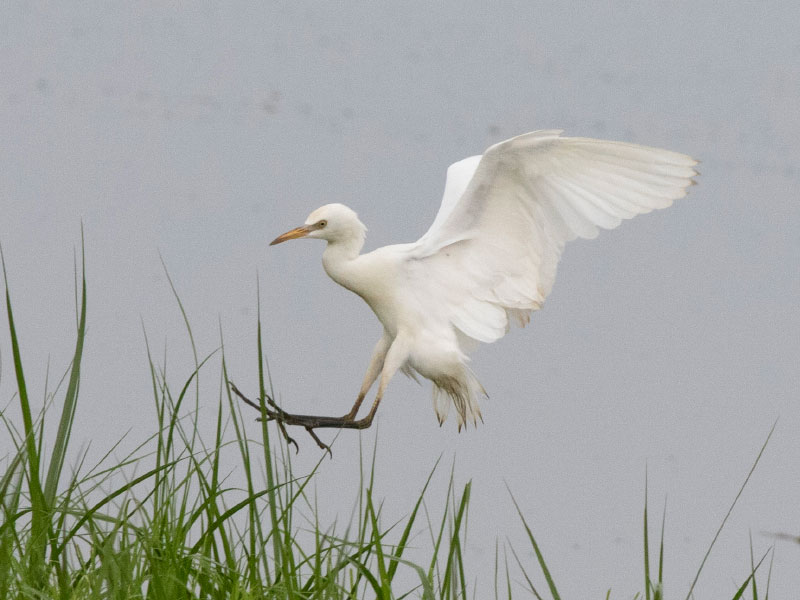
[408,130,698,348]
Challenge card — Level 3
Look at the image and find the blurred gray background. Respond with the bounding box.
[2,1,799,596]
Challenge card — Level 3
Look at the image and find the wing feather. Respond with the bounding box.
[406,130,698,347]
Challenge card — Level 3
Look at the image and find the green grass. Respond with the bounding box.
[0,240,778,599]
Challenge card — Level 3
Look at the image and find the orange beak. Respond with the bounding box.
[270,225,312,246]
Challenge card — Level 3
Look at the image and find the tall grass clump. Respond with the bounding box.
[0,238,779,599]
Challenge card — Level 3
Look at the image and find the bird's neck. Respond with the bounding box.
[321,236,365,292]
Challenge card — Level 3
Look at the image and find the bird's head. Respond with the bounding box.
[270,203,366,248]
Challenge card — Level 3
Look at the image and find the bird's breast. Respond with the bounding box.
[323,249,418,336]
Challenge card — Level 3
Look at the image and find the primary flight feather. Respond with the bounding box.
[270,130,698,432]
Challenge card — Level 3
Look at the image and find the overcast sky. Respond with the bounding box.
[2,1,799,597]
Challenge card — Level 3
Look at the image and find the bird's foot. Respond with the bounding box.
[228,381,334,456]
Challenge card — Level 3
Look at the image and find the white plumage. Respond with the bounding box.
[270,130,698,430]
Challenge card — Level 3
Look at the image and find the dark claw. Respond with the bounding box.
[305,426,333,458]
[277,420,300,454]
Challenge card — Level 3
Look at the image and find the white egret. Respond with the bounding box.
[236,130,697,450]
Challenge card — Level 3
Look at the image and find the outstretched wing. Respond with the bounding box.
[406,130,698,345]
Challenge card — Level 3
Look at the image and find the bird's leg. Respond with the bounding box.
[342,394,365,421]
[345,333,409,429]
[347,338,406,428]
[227,335,409,452]
[342,336,389,420]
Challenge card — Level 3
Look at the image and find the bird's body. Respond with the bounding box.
[321,239,487,424]
[270,130,698,431]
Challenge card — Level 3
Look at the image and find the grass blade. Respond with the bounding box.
[644,467,651,600]
[441,481,471,598]
[656,497,666,600]
[731,548,770,600]
[44,234,87,506]
[749,531,758,600]
[764,546,774,600]
[365,488,391,598]
[507,485,561,600]
[0,450,25,598]
[507,539,544,600]
[1,245,48,583]
[386,456,440,583]
[255,275,289,592]
[684,420,776,599]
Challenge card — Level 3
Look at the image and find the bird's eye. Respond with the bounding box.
[318,220,327,228]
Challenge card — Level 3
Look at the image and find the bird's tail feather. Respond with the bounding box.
[432,367,487,430]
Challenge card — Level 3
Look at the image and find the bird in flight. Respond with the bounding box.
[233,130,697,451]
